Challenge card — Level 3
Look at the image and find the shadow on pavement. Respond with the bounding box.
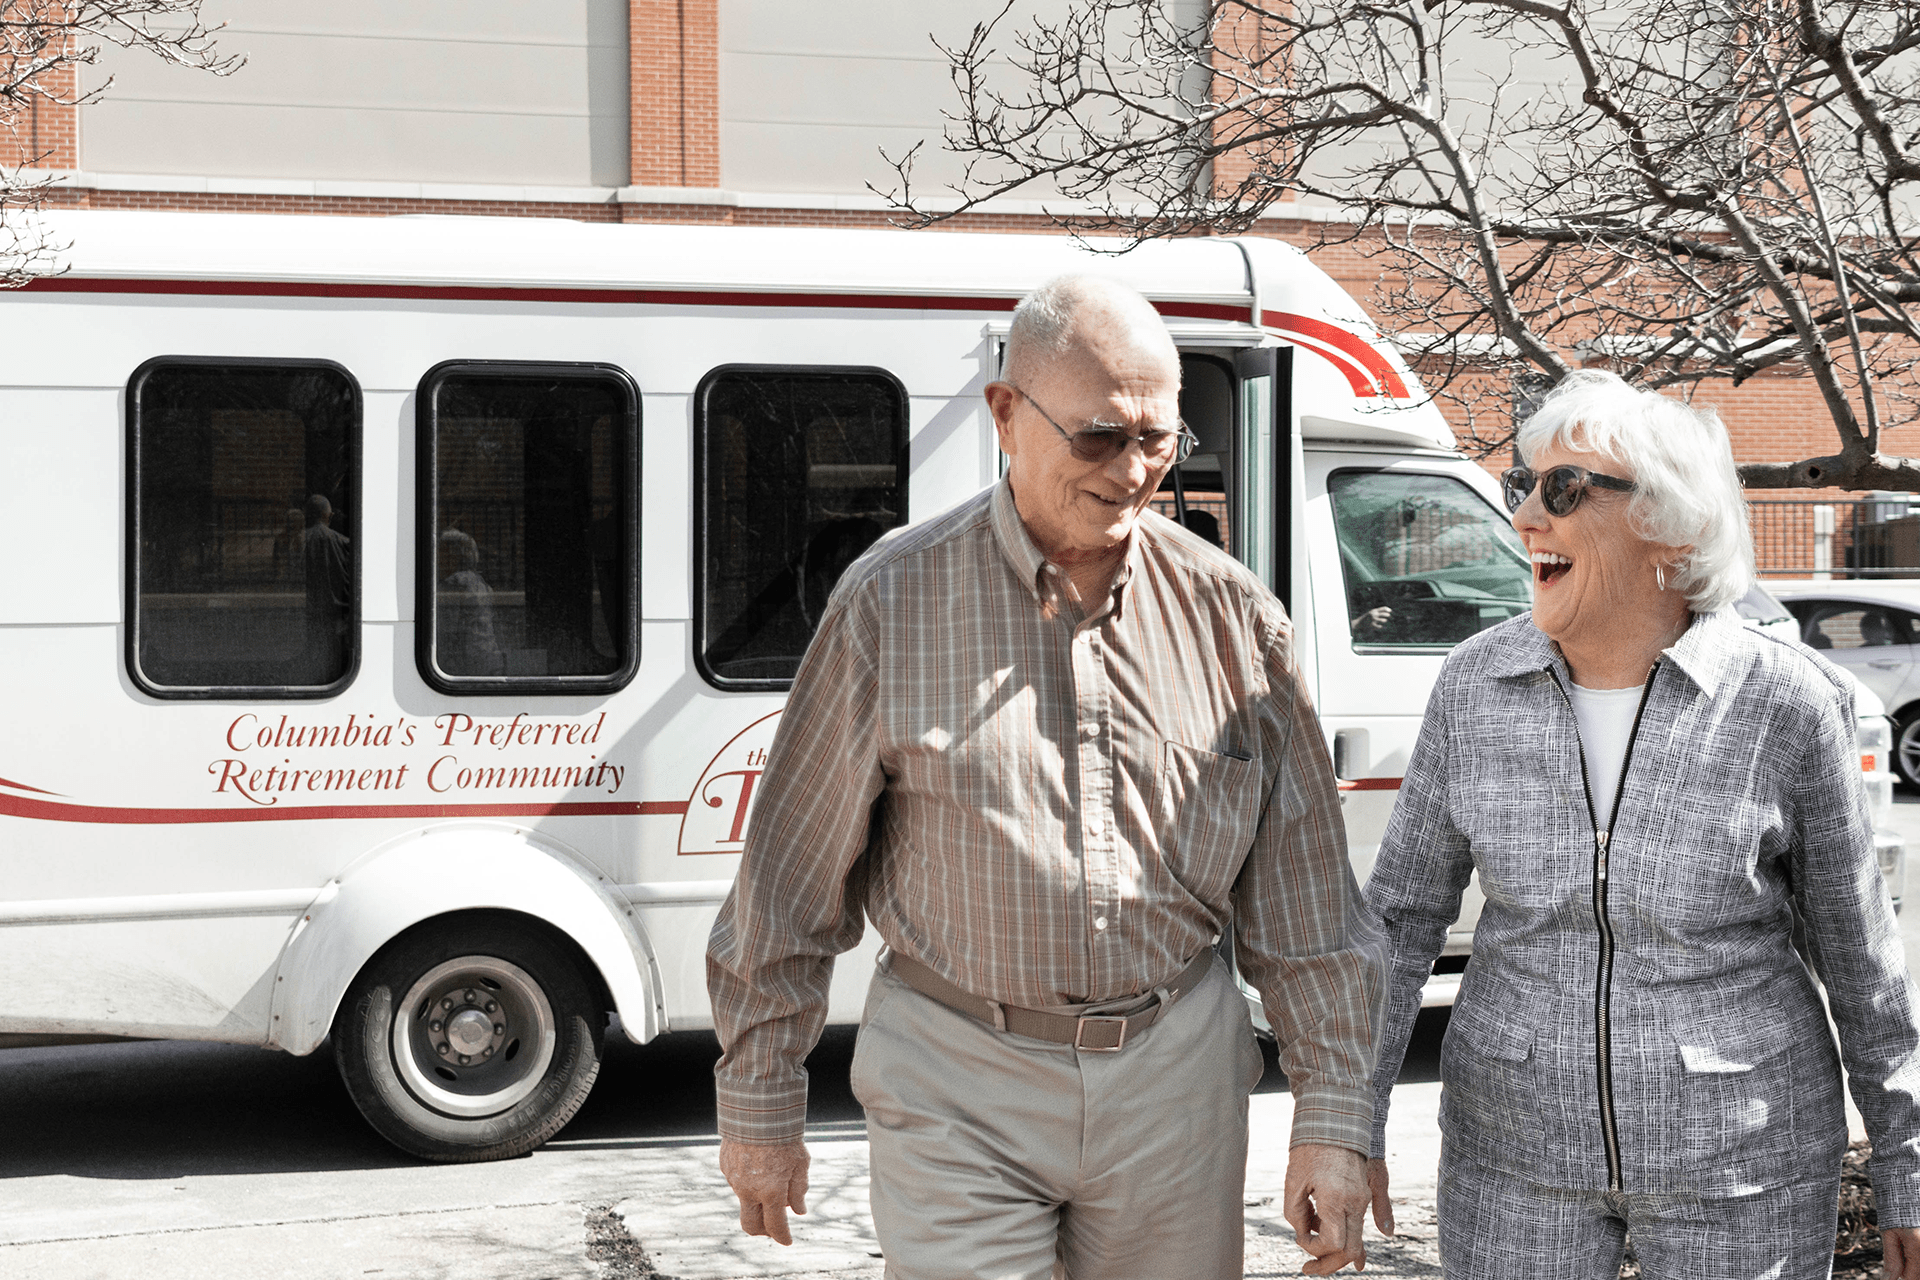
[0,1038,402,1180]
[0,1004,1448,1179]
[0,1021,866,1180]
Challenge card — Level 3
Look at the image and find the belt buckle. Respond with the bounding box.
[1074,1014,1129,1052]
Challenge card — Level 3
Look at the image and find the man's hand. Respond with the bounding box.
[1365,1158,1394,1237]
[719,1137,810,1246]
[1284,1144,1370,1274]
[1886,1228,1920,1280]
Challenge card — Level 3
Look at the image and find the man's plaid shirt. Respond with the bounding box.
[707,479,1387,1153]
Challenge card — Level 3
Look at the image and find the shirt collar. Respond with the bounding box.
[1659,606,1743,700]
[989,476,1140,621]
[990,477,1051,604]
[1486,606,1739,699]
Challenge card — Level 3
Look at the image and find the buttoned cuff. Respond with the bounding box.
[715,1078,810,1146]
[1285,1082,1375,1159]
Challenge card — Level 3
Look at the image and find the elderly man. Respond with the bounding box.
[707,275,1386,1279]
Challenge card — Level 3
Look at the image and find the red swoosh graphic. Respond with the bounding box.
[1264,310,1411,398]
[0,775,64,797]
[1273,335,1378,399]
[0,791,690,826]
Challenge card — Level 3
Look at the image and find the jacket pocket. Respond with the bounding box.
[1669,983,1844,1190]
[1160,742,1265,903]
[1438,988,1543,1162]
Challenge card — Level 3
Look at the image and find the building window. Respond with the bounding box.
[697,366,909,689]
[127,358,361,698]
[417,362,639,695]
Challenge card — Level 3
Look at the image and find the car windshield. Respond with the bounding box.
[1328,469,1534,650]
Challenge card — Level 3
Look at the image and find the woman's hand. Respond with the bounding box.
[1885,1228,1920,1280]
[1365,1158,1394,1237]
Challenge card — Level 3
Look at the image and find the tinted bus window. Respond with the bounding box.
[1327,470,1533,650]
[697,367,909,688]
[128,359,360,697]
[417,363,638,695]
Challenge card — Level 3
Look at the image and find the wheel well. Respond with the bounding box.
[364,908,616,1024]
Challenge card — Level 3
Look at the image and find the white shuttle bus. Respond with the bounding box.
[0,210,1581,1159]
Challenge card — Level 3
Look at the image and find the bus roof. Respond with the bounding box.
[27,210,1256,309]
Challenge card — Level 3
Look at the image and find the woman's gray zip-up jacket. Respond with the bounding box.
[1365,607,1920,1222]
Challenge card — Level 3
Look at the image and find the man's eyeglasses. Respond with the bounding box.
[1501,465,1636,516]
[1011,385,1198,466]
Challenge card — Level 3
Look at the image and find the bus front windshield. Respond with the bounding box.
[1328,470,1534,650]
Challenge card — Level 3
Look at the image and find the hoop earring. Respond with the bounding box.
[1655,563,1667,592]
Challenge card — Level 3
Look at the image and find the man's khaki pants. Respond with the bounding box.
[850,953,1265,1280]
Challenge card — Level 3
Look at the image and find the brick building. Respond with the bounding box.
[2,0,1852,513]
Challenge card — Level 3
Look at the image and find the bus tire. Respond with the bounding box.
[333,916,603,1162]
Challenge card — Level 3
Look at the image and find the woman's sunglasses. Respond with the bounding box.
[1501,465,1636,516]
[1011,385,1199,466]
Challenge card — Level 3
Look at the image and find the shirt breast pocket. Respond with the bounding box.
[1160,742,1265,901]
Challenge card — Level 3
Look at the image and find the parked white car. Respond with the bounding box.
[1767,580,1920,791]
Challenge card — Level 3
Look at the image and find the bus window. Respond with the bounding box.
[127,358,360,698]
[696,366,909,689]
[417,362,639,695]
[1327,469,1534,650]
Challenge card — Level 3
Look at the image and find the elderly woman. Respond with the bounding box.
[1363,371,1920,1278]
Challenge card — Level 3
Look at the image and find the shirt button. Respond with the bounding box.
[1081,724,1098,740]
[1093,916,1108,930]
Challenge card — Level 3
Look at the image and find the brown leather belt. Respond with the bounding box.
[885,948,1215,1052]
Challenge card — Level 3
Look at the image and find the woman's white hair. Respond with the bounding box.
[1517,370,1753,613]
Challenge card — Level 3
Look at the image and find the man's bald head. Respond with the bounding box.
[987,274,1184,564]
[1003,275,1177,390]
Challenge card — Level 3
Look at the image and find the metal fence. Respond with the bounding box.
[1751,497,1920,578]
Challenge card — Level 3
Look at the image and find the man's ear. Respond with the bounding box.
[985,381,1020,458]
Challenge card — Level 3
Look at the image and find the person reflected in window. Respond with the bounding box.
[274,505,304,584]
[436,528,504,676]
[1862,609,1902,648]
[302,494,351,679]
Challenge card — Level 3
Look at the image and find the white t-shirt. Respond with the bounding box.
[1567,682,1646,827]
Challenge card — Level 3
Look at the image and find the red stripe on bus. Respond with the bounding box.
[16,275,1248,323]
[1336,777,1404,792]
[1271,335,1379,399]
[1263,311,1411,398]
[0,793,691,826]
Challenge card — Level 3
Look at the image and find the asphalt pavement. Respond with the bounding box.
[0,1005,1456,1279]
[7,799,1920,1278]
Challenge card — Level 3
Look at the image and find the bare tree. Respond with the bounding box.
[881,0,1920,489]
[2,0,240,284]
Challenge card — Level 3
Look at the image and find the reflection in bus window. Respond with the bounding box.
[1327,470,1533,650]
[129,360,359,694]
[421,366,637,691]
[698,368,908,688]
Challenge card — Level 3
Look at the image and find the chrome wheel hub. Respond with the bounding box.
[392,956,556,1118]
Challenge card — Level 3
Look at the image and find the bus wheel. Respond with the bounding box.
[334,918,603,1162]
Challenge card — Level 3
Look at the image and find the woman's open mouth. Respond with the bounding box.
[1532,551,1572,586]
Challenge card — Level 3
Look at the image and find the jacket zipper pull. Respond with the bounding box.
[1596,829,1610,879]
